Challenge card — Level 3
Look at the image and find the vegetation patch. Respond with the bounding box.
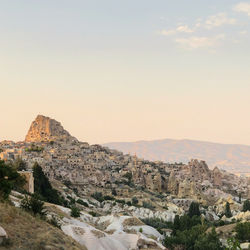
[0,202,84,250]
[123,217,144,227]
[91,230,105,238]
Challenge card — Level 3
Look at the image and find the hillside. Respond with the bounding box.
[0,202,84,250]
[103,139,250,175]
[0,115,250,250]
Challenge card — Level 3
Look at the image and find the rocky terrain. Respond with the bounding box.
[1,115,249,204]
[103,138,250,175]
[25,115,77,143]
[0,115,250,249]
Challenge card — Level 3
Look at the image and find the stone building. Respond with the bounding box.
[18,171,34,194]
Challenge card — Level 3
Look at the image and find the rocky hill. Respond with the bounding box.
[1,115,249,205]
[25,115,77,143]
[103,139,250,175]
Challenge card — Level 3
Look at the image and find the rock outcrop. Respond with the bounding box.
[0,226,8,245]
[25,115,77,143]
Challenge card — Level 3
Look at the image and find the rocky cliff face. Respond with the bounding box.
[25,115,77,143]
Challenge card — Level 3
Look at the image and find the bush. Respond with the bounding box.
[115,199,125,205]
[71,206,81,218]
[103,195,114,201]
[112,189,117,196]
[235,222,250,242]
[21,195,46,216]
[142,201,155,210]
[142,217,173,233]
[123,172,132,181]
[132,197,138,206]
[91,192,104,202]
[126,201,132,206]
[139,228,143,233]
[194,227,223,250]
[243,200,250,212]
[164,224,207,249]
[67,195,75,205]
[188,202,201,218]
[89,211,101,217]
[76,199,89,207]
[226,237,242,250]
[25,144,43,152]
[63,180,72,188]
[0,160,25,200]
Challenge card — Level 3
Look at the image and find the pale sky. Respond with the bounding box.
[0,0,250,145]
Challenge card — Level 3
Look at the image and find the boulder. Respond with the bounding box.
[241,242,250,249]
[0,226,8,245]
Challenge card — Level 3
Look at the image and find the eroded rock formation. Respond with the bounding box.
[25,115,77,143]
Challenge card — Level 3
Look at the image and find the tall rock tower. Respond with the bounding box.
[25,115,77,143]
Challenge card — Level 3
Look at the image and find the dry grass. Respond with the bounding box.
[91,230,105,238]
[123,217,144,227]
[0,202,86,250]
[72,227,85,236]
[44,204,70,219]
[123,228,137,234]
[138,238,162,250]
[105,229,116,235]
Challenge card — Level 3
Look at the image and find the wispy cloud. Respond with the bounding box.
[160,12,236,38]
[176,25,194,33]
[233,2,250,16]
[175,34,225,49]
[205,13,236,29]
[160,25,194,36]
[159,6,246,50]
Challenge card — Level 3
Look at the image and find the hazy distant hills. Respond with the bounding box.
[103,139,250,174]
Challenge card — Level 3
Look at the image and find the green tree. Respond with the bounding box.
[173,215,180,230]
[194,227,223,250]
[235,222,250,242]
[33,162,62,205]
[188,202,201,218]
[164,224,207,250]
[0,160,25,200]
[225,202,232,218]
[243,200,250,212]
[239,193,242,204]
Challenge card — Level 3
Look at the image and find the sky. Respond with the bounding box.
[0,0,250,145]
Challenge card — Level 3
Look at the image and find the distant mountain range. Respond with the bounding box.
[103,139,250,175]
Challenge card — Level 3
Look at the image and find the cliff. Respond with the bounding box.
[25,115,77,143]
